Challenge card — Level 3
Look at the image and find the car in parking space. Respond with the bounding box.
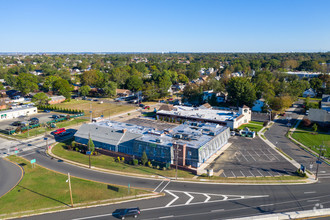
[44,110,51,113]
[53,128,66,135]
[118,207,140,219]
[231,131,236,136]
[29,117,39,123]
[52,115,60,119]
[139,103,145,108]
[58,131,71,137]
[143,106,150,109]
[12,121,22,126]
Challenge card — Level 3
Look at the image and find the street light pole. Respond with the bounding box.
[67,173,74,207]
[315,144,325,180]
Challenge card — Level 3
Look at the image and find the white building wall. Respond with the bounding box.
[0,107,38,120]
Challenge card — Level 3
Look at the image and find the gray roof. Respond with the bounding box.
[74,123,143,146]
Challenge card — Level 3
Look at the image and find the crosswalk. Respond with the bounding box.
[163,190,268,208]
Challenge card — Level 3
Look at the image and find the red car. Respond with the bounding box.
[143,106,150,109]
[54,128,66,135]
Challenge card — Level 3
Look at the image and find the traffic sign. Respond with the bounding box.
[30,159,36,164]
[15,150,18,154]
[316,160,322,164]
[86,151,91,155]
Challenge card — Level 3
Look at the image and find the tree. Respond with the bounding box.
[32,92,50,105]
[178,73,189,84]
[53,79,73,100]
[227,77,257,107]
[43,75,61,92]
[88,138,95,152]
[79,85,91,97]
[103,81,117,97]
[127,75,143,91]
[269,95,293,111]
[141,151,148,166]
[309,78,322,93]
[16,73,38,95]
[312,123,318,133]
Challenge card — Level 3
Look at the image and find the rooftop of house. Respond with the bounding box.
[157,105,243,122]
[75,120,228,150]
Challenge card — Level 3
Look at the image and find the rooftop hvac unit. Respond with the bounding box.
[156,138,162,143]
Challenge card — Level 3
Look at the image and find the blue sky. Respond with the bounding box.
[0,0,329,52]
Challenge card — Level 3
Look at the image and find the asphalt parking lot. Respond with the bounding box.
[207,136,297,177]
[0,112,67,130]
[124,117,177,131]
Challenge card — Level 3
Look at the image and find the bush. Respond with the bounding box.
[133,159,138,166]
[121,157,125,162]
[147,161,152,168]
[263,121,269,127]
[302,118,312,127]
[75,147,79,152]
[162,167,166,171]
[312,123,318,132]
[117,156,121,162]
[200,173,208,177]
[156,165,160,169]
[141,151,148,166]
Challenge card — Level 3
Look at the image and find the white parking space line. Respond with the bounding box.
[266,149,279,161]
[248,170,255,177]
[159,215,174,219]
[259,203,274,207]
[235,154,241,162]
[266,171,273,176]
[256,169,264,177]
[247,151,256,161]
[304,191,316,194]
[184,192,194,205]
[240,151,249,162]
[231,170,236,177]
[211,209,224,212]
[240,170,245,177]
[253,150,260,157]
[261,150,272,161]
[222,171,227,177]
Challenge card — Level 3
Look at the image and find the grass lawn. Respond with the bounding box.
[249,121,264,126]
[238,123,263,132]
[52,142,195,178]
[0,156,149,217]
[13,118,88,139]
[54,100,135,118]
[292,130,330,158]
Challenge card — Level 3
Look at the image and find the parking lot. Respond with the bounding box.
[207,136,297,177]
[0,112,68,130]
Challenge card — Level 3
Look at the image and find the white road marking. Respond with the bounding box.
[261,150,272,161]
[222,171,227,177]
[159,215,173,219]
[184,192,194,205]
[153,180,165,192]
[267,149,279,160]
[223,195,228,200]
[307,200,320,202]
[159,180,171,192]
[259,203,274,207]
[304,191,316,194]
[211,209,224,212]
[235,153,241,162]
[165,190,179,207]
[203,194,211,203]
[240,170,245,177]
[247,151,256,161]
[231,170,236,177]
[320,171,326,173]
[248,170,255,177]
[266,171,273,177]
[72,213,113,220]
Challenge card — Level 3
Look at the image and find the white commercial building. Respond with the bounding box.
[0,106,38,121]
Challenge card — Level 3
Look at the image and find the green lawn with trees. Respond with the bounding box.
[0,156,149,218]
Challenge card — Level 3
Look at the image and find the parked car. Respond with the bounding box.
[118,207,140,219]
[58,131,71,137]
[29,118,39,125]
[143,106,150,109]
[12,121,22,126]
[139,103,145,108]
[44,110,51,113]
[52,115,59,119]
[59,114,67,118]
[53,128,66,135]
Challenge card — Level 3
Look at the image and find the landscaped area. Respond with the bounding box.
[54,100,135,118]
[292,130,330,158]
[52,142,196,178]
[238,121,264,132]
[0,156,149,219]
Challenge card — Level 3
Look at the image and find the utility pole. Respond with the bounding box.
[315,144,325,180]
[88,132,91,169]
[67,173,74,207]
[173,142,180,180]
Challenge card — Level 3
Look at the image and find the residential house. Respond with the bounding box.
[116,89,132,97]
[48,95,66,104]
[252,98,265,112]
[308,108,330,125]
[303,88,316,98]
[203,90,227,103]
[321,94,330,111]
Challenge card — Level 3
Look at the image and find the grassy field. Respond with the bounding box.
[13,118,88,139]
[292,130,330,158]
[249,121,264,126]
[52,142,195,178]
[0,156,149,217]
[54,100,135,118]
[238,123,263,132]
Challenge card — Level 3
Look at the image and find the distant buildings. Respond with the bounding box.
[0,106,37,121]
[286,71,325,78]
[252,98,265,112]
[48,95,66,104]
[303,88,316,98]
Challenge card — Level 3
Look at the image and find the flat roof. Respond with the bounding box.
[0,105,37,114]
[88,120,228,150]
[157,105,240,122]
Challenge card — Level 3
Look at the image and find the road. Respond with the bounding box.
[2,105,330,219]
[0,157,23,198]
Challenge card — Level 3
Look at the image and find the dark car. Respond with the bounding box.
[12,121,22,126]
[44,110,51,113]
[52,115,59,119]
[139,103,145,108]
[118,207,140,219]
[29,117,39,123]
